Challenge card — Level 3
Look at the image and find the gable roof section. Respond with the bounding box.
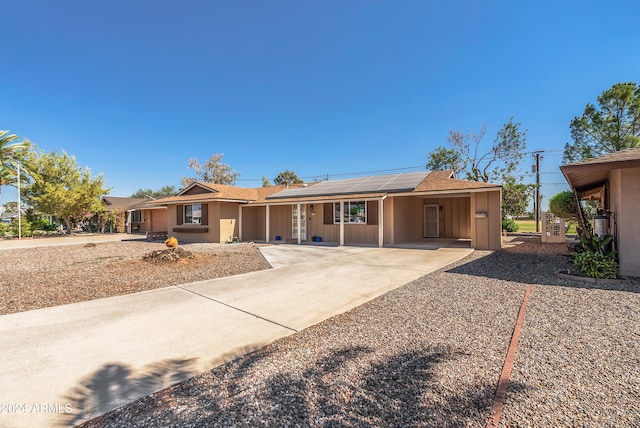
[413,170,501,193]
[266,171,431,200]
[560,147,640,192]
[150,183,286,205]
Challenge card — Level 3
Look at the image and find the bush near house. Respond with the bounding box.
[502,216,519,232]
[570,233,620,279]
[572,252,619,279]
[10,218,32,237]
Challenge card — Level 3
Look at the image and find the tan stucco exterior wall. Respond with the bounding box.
[133,209,168,233]
[152,209,168,232]
[168,202,240,243]
[609,167,640,277]
[470,190,501,250]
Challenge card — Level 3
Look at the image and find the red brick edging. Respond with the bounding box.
[486,284,532,428]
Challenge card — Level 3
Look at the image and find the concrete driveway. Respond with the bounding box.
[0,244,472,427]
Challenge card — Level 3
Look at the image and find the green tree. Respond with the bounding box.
[274,170,303,186]
[425,146,464,176]
[502,179,532,217]
[548,190,579,221]
[23,150,110,233]
[181,153,240,186]
[0,130,31,194]
[563,82,640,163]
[429,117,527,183]
[130,185,177,198]
[2,201,17,214]
[261,176,273,187]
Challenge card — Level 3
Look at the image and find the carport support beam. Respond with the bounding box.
[238,205,243,242]
[340,201,345,246]
[378,197,385,247]
[266,205,270,243]
[297,203,302,245]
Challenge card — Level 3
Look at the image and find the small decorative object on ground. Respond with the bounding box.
[165,236,178,248]
[142,247,194,263]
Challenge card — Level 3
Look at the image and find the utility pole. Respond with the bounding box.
[17,163,22,240]
[532,151,543,233]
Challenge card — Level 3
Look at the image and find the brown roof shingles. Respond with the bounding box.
[149,172,499,206]
[150,183,290,205]
[563,147,640,167]
[413,170,501,192]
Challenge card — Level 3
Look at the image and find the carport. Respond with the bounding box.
[240,170,502,250]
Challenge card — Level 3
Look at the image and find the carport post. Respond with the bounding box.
[339,201,345,246]
[297,203,302,245]
[378,197,385,247]
[238,205,243,242]
[265,205,270,243]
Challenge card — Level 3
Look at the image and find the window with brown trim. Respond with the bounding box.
[184,204,202,224]
[334,201,366,224]
[132,211,144,223]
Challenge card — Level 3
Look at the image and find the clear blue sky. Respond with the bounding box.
[2,1,639,210]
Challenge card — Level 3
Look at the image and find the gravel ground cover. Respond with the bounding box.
[77,236,640,428]
[5,236,638,426]
[0,241,271,315]
[501,282,640,426]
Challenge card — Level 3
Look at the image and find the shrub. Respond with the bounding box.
[574,233,614,256]
[572,251,619,279]
[0,222,10,236]
[29,217,56,231]
[502,216,519,232]
[11,218,33,237]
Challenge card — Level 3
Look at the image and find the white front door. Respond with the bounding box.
[292,204,307,240]
[424,205,439,238]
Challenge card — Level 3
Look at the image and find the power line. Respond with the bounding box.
[235,165,426,182]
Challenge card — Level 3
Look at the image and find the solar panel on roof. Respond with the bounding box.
[267,171,431,199]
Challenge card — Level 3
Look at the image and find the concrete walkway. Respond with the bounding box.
[0,233,145,250]
[0,243,472,427]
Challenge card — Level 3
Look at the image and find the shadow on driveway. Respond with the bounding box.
[77,346,506,427]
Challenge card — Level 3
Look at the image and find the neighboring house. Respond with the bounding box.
[102,196,168,234]
[560,147,640,277]
[150,170,503,250]
[0,212,17,223]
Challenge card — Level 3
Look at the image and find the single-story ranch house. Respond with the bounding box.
[102,196,167,234]
[147,170,502,250]
[560,147,640,277]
